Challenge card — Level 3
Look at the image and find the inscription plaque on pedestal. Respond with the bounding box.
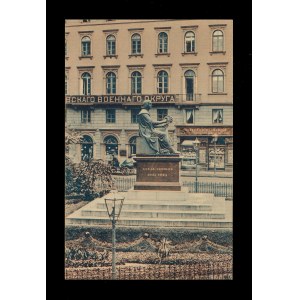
[134,155,182,191]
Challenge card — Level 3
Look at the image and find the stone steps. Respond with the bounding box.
[96,202,213,211]
[65,191,232,229]
[81,209,225,219]
[65,216,232,228]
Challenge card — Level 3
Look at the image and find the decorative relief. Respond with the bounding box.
[101,65,120,77]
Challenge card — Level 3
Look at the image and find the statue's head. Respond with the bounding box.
[141,100,152,110]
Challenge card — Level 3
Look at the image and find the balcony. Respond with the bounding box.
[174,94,202,104]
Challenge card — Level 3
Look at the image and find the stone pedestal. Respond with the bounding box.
[134,155,183,191]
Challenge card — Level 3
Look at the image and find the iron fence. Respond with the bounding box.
[97,177,232,198]
[65,260,232,280]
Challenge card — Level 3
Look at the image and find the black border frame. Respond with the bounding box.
[47,0,251,298]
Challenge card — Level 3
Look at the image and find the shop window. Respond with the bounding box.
[131,71,142,94]
[129,136,137,156]
[157,70,168,93]
[81,72,91,95]
[212,69,224,93]
[212,109,223,124]
[131,33,141,54]
[81,36,91,56]
[81,135,93,161]
[158,32,168,53]
[157,109,168,121]
[106,109,116,123]
[106,72,116,94]
[212,30,224,51]
[106,35,116,55]
[131,109,139,124]
[186,109,194,124]
[185,31,195,53]
[81,109,91,123]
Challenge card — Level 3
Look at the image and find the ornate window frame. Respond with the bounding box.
[103,29,119,59]
[78,31,94,59]
[153,64,172,94]
[128,28,144,58]
[154,27,171,57]
[209,24,226,55]
[127,64,145,94]
[65,32,69,59]
[179,63,200,98]
[77,66,95,95]
[207,62,228,94]
[101,65,120,94]
[181,25,198,56]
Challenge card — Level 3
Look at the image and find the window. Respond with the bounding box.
[131,109,139,124]
[186,109,194,124]
[81,36,91,56]
[157,70,168,93]
[106,35,116,55]
[131,71,142,94]
[212,30,224,52]
[129,136,137,156]
[106,72,116,94]
[106,109,116,123]
[185,31,195,52]
[81,72,91,95]
[158,32,168,53]
[65,39,67,56]
[83,19,91,22]
[104,135,118,157]
[212,69,224,93]
[65,75,68,95]
[81,109,91,123]
[184,70,195,100]
[81,135,93,161]
[212,109,223,124]
[131,34,141,54]
[157,109,168,121]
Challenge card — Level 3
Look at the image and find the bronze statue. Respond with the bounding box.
[138,100,180,154]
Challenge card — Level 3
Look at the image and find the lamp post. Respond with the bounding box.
[104,190,125,280]
[212,134,218,176]
[193,137,200,193]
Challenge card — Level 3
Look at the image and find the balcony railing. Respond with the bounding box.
[174,94,201,102]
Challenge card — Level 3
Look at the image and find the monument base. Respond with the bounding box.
[133,155,182,191]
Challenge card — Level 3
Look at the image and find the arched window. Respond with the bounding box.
[158,32,168,53]
[81,135,93,161]
[157,70,168,93]
[106,72,116,94]
[104,136,118,157]
[106,35,116,55]
[185,31,195,53]
[81,36,91,56]
[131,71,142,94]
[212,69,224,93]
[129,136,137,156]
[65,75,68,95]
[81,72,91,95]
[184,70,195,100]
[212,30,224,52]
[131,34,141,54]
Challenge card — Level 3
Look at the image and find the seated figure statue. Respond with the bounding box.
[138,100,180,155]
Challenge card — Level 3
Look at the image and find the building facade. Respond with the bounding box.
[65,19,233,171]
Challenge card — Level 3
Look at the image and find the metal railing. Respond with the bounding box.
[174,93,202,102]
[97,177,233,198]
[65,260,232,280]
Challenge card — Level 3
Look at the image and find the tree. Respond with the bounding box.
[65,128,113,200]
